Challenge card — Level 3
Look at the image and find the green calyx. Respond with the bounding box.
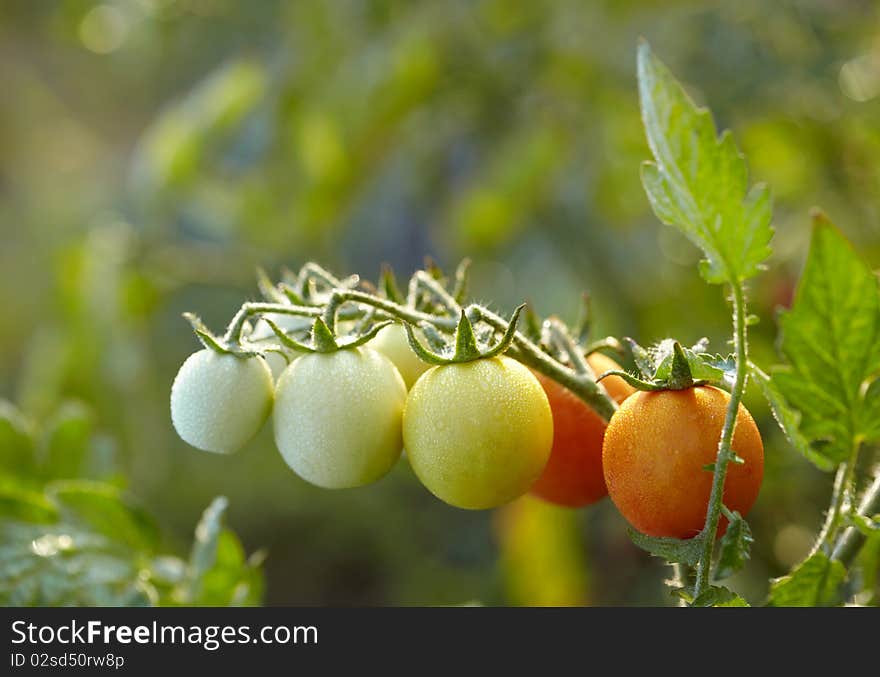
[403,305,525,365]
[183,313,261,359]
[597,337,736,392]
[265,317,394,354]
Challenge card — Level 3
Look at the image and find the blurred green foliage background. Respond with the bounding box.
[2,0,879,605]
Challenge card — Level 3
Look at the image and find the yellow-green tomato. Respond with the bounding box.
[403,356,553,510]
[274,347,407,488]
[370,323,430,389]
[170,349,274,454]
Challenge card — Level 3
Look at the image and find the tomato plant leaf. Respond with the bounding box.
[673,584,749,606]
[39,401,94,481]
[181,496,263,606]
[0,522,155,606]
[638,42,773,285]
[0,400,35,476]
[690,585,749,607]
[769,213,880,469]
[0,477,59,523]
[46,480,160,552]
[714,510,753,580]
[749,363,833,471]
[767,551,847,606]
[627,528,702,566]
[187,496,228,589]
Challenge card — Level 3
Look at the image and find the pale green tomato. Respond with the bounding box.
[273,347,407,488]
[262,349,297,380]
[171,349,274,454]
[369,323,431,389]
[403,356,553,510]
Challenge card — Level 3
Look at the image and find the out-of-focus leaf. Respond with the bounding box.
[193,530,262,606]
[0,522,152,607]
[0,400,35,475]
[183,497,264,606]
[768,551,847,607]
[451,128,563,250]
[770,214,880,469]
[133,59,267,190]
[46,480,160,552]
[39,401,94,480]
[187,496,228,587]
[0,476,59,523]
[638,42,773,284]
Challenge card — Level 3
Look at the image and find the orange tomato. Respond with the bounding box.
[602,386,764,538]
[529,354,635,507]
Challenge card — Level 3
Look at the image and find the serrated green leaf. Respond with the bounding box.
[651,340,726,383]
[750,363,833,471]
[714,510,753,580]
[638,42,773,284]
[625,337,655,378]
[690,585,750,607]
[768,551,847,606]
[770,214,880,469]
[627,528,702,565]
[691,585,749,607]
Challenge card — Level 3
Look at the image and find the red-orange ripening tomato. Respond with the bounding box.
[530,353,636,507]
[602,386,764,539]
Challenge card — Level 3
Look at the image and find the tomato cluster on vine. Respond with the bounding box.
[170,263,764,540]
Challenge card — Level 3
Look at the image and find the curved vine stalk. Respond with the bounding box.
[215,266,619,422]
[831,472,880,566]
[693,282,749,598]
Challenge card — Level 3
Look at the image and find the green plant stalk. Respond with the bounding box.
[224,302,323,343]
[831,470,880,567]
[345,291,617,420]
[693,283,749,598]
[475,307,618,421]
[819,438,862,547]
[811,445,859,556]
[220,282,618,422]
[339,290,459,330]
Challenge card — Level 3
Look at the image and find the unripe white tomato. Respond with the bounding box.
[369,323,430,389]
[273,347,406,488]
[170,349,274,454]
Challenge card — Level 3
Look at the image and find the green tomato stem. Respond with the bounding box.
[476,307,618,422]
[224,302,324,344]
[547,320,592,376]
[693,282,749,599]
[811,451,857,557]
[223,275,619,423]
[337,290,459,330]
[831,469,880,567]
[412,271,460,315]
